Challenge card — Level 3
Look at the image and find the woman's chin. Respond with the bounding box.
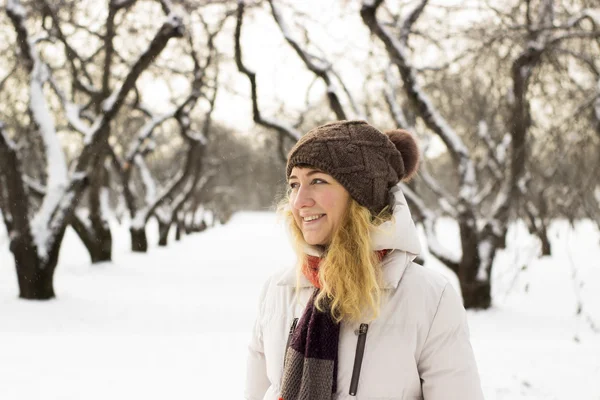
[304,235,329,247]
[303,235,322,246]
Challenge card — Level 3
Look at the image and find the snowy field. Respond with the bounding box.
[1,213,599,400]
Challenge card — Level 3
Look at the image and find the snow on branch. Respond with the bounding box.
[400,0,428,46]
[361,1,478,206]
[401,183,460,274]
[170,170,216,216]
[488,39,546,226]
[537,8,600,48]
[22,175,46,198]
[134,155,157,205]
[419,163,458,217]
[134,144,195,229]
[565,8,600,31]
[472,180,495,207]
[331,69,364,119]
[7,0,70,259]
[383,65,458,216]
[125,112,175,162]
[234,0,301,142]
[97,13,185,128]
[46,77,93,137]
[40,0,99,99]
[361,2,468,156]
[268,0,352,120]
[43,7,186,256]
[127,22,217,231]
[146,75,216,223]
[384,66,411,130]
[476,120,507,181]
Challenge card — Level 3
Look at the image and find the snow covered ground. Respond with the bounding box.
[1,213,599,399]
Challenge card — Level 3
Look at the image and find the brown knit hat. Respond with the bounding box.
[286,120,419,215]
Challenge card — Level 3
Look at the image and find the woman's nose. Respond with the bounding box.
[292,186,315,209]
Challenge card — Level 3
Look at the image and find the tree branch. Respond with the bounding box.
[234,0,301,143]
[361,0,478,208]
[268,0,350,120]
[44,10,186,256]
[401,183,460,274]
[400,0,428,46]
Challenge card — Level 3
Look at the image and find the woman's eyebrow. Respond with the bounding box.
[289,170,326,180]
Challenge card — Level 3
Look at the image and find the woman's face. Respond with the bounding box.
[288,166,350,246]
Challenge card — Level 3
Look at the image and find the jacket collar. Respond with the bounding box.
[277,185,420,290]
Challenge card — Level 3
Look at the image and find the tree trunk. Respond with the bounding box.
[191,220,207,233]
[70,214,112,264]
[497,226,508,249]
[130,227,148,252]
[184,216,192,234]
[16,261,55,299]
[525,194,552,256]
[12,227,66,300]
[87,159,112,262]
[460,278,492,309]
[458,218,493,309]
[158,220,171,246]
[539,221,552,256]
[537,194,551,256]
[175,221,182,241]
[90,228,113,262]
[12,239,55,299]
[1,124,58,300]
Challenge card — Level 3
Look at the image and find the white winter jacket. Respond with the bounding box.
[245,186,484,400]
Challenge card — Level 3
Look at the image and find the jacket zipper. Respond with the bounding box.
[349,323,369,396]
[283,317,299,368]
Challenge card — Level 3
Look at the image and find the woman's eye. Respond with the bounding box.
[289,179,326,190]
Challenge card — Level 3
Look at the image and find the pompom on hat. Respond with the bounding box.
[286,120,419,215]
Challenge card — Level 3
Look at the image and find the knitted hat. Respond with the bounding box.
[286,120,419,215]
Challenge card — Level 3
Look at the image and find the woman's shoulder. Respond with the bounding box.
[382,251,449,296]
[389,259,457,317]
[402,261,450,293]
[257,265,298,301]
[253,265,303,321]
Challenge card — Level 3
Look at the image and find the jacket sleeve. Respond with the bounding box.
[244,278,271,400]
[417,283,484,400]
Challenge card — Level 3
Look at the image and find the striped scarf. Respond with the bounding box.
[279,250,388,400]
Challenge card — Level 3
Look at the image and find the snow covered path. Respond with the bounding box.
[1,214,599,399]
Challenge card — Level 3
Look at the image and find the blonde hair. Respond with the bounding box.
[277,193,393,323]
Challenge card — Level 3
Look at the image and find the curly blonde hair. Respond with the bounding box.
[277,193,393,323]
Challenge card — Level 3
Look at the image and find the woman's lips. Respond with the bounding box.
[303,214,325,226]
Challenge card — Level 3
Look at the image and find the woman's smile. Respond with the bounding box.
[302,214,325,223]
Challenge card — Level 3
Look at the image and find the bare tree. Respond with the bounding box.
[118,17,223,252]
[0,0,184,299]
[361,0,600,307]
[33,0,145,263]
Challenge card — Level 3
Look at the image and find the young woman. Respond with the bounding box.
[245,120,484,400]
